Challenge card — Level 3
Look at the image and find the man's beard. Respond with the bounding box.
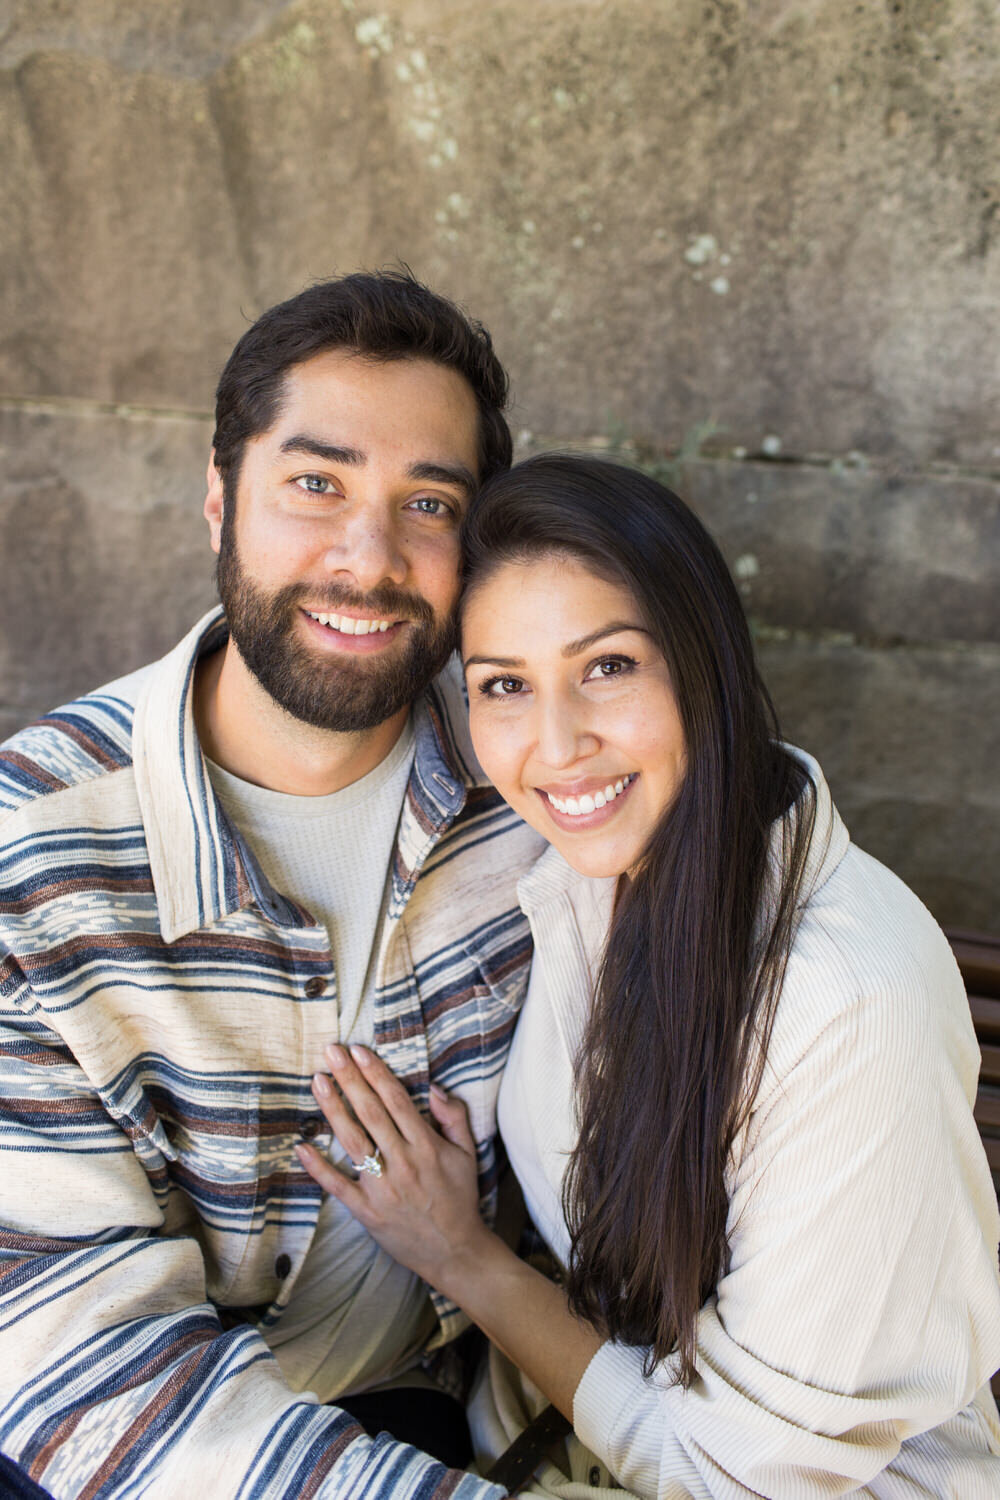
[216,527,457,733]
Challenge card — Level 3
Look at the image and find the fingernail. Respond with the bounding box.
[312,1072,331,1097]
[327,1045,348,1070]
[294,1143,311,1161]
[350,1044,372,1067]
[429,1083,448,1101]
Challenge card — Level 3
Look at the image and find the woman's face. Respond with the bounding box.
[462,553,687,879]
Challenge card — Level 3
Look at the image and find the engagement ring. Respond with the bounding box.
[351,1148,384,1179]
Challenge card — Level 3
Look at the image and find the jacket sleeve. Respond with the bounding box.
[571,973,1000,1498]
[0,963,504,1500]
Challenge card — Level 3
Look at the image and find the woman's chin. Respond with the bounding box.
[523,817,636,880]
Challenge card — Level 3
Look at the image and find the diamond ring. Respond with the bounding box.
[351,1147,384,1179]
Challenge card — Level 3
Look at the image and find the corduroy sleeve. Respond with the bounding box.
[0,963,503,1500]
[572,975,1000,1498]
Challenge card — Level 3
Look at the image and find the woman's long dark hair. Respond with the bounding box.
[461,454,815,1387]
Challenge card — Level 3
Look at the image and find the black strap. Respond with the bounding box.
[483,1403,573,1494]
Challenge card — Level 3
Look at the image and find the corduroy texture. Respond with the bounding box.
[494,752,1000,1498]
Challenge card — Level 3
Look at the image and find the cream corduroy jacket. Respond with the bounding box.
[496,751,1000,1498]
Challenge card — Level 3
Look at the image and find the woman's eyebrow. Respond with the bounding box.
[560,622,647,657]
[463,653,525,669]
[463,623,647,670]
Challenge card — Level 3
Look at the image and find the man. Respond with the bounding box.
[0,272,544,1498]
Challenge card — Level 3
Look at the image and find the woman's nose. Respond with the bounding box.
[534,697,600,768]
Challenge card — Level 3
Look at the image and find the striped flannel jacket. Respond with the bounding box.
[0,609,545,1500]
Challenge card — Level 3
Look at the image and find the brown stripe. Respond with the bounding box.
[19,926,318,971]
[29,1327,213,1482]
[0,1042,72,1066]
[41,717,125,773]
[0,750,67,792]
[429,1469,467,1499]
[297,1418,366,1500]
[74,1335,217,1499]
[0,875,153,915]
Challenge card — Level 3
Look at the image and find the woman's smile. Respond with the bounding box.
[535,770,638,824]
[462,554,686,879]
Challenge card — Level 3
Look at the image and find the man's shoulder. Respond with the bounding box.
[0,662,153,822]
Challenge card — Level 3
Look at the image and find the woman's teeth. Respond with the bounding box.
[545,774,636,817]
[306,611,391,635]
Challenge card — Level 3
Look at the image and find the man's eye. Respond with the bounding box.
[295,474,334,495]
[408,496,452,517]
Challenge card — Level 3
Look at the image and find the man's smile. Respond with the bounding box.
[304,608,395,635]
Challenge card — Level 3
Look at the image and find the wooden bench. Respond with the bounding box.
[949,930,1000,1195]
[945,928,1000,1401]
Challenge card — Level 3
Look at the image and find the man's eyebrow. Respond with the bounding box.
[464,623,647,671]
[279,435,365,464]
[408,460,477,497]
[276,439,475,498]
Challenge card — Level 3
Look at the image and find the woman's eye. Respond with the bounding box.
[585,655,637,681]
[479,676,526,698]
[295,474,334,495]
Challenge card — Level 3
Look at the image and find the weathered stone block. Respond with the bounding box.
[675,457,1000,645]
[759,637,1000,930]
[0,405,217,738]
[2,0,998,465]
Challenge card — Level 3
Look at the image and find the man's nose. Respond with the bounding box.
[321,504,408,592]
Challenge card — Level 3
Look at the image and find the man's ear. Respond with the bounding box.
[205,450,225,556]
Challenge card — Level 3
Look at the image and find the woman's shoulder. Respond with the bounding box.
[758,753,973,1104]
[796,836,961,1004]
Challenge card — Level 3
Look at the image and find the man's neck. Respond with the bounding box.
[193,641,410,797]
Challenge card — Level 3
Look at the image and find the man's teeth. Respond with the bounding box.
[545,774,635,817]
[306,611,392,635]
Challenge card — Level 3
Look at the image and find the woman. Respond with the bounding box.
[297,455,1000,1497]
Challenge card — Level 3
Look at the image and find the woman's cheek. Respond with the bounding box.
[470,714,526,812]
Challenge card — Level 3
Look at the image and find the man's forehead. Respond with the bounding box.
[266,349,480,460]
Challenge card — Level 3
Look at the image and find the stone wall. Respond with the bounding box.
[2,0,997,927]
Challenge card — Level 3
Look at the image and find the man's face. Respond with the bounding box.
[205,349,481,732]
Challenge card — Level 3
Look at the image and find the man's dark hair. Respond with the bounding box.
[212,269,511,495]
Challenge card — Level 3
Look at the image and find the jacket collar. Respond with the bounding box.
[132,609,488,943]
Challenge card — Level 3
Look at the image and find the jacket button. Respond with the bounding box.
[304,976,326,998]
[300,1116,323,1141]
[274,1253,291,1279]
[589,1466,602,1487]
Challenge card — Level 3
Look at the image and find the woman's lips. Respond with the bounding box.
[535,772,638,829]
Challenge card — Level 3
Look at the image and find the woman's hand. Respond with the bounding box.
[298,1044,603,1421]
[295,1043,492,1291]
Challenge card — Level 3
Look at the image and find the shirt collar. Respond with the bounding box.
[133,609,487,942]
